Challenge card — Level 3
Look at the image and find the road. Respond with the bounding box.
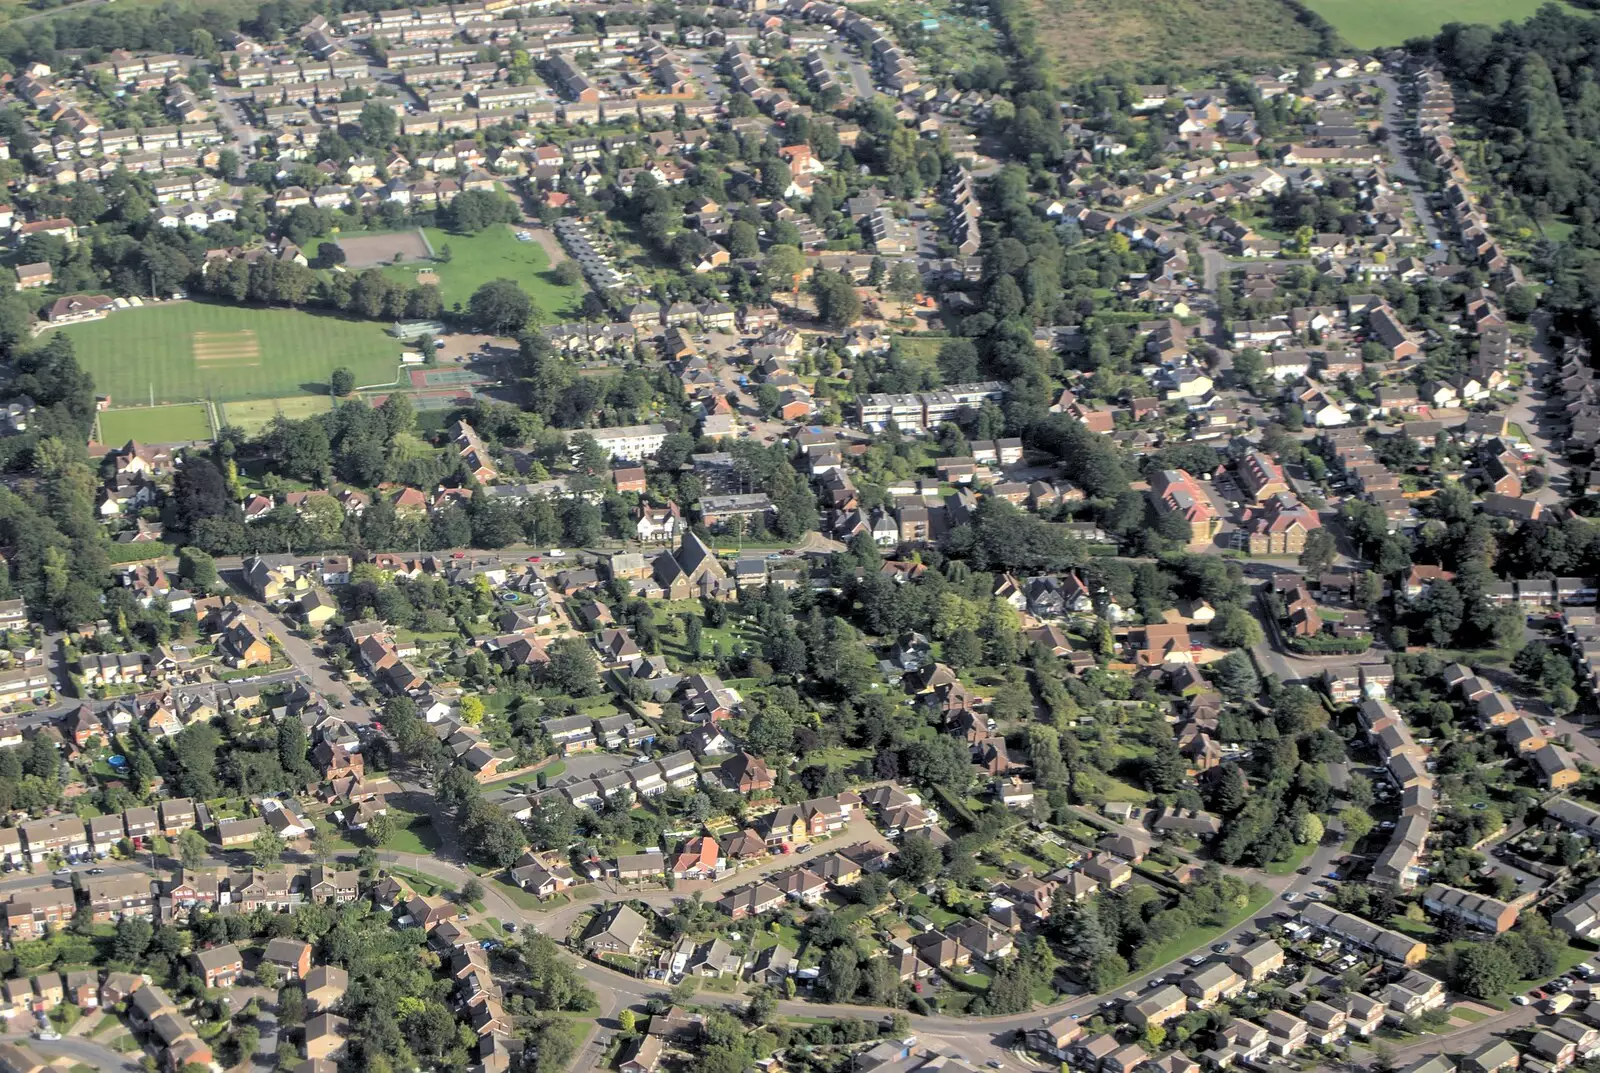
[294,814,1346,1068]
[1314,73,1445,257]
[2,1033,142,1072]
[1507,313,1573,499]
[1378,1004,1537,1066]
[828,41,875,99]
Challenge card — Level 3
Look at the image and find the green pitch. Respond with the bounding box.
[98,404,213,444]
[56,302,405,404]
[1302,0,1588,46]
[381,224,585,317]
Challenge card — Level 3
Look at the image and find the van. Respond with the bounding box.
[1545,994,1575,1014]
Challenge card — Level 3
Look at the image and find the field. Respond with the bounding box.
[337,228,434,268]
[1026,0,1320,77]
[97,403,212,445]
[223,394,334,435]
[379,224,584,317]
[1302,0,1587,46]
[56,302,405,404]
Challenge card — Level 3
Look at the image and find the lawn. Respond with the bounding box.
[1301,0,1589,47]
[98,403,213,445]
[1115,887,1276,985]
[223,394,335,435]
[56,301,405,404]
[387,814,442,855]
[1027,0,1320,77]
[1263,838,1317,876]
[379,224,584,317]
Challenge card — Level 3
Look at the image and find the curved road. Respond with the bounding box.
[2,1032,142,1072]
[337,828,1347,1067]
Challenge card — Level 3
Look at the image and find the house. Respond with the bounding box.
[1228,939,1285,981]
[670,836,720,880]
[1534,744,1581,790]
[263,937,313,981]
[191,944,243,988]
[1301,1000,1348,1045]
[304,965,348,1014]
[622,1036,664,1073]
[1125,984,1188,1028]
[720,752,773,794]
[304,1013,350,1062]
[1462,1039,1520,1073]
[1180,962,1244,1007]
[1420,883,1519,933]
[582,904,648,955]
[1263,1010,1308,1055]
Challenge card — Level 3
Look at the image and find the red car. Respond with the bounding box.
[527,555,542,562]
[452,552,465,559]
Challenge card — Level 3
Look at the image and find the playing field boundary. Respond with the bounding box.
[57,302,409,404]
[96,402,215,445]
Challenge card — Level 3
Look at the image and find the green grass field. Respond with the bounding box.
[224,394,335,435]
[1302,0,1588,46]
[97,404,212,444]
[379,224,584,317]
[57,302,405,404]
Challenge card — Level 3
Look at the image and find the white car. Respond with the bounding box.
[35,1031,60,1041]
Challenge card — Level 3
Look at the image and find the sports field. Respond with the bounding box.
[223,394,335,435]
[380,224,584,317]
[98,404,213,444]
[56,302,405,404]
[1302,0,1587,45]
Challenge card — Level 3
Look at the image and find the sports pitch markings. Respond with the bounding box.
[192,330,261,367]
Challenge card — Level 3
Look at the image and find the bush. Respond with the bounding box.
[1287,635,1372,655]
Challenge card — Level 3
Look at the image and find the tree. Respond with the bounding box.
[547,638,599,696]
[1296,812,1324,845]
[811,269,861,329]
[762,245,805,290]
[177,829,210,871]
[459,696,486,725]
[887,262,920,314]
[461,878,484,905]
[618,1010,637,1034]
[330,368,356,397]
[359,101,398,147]
[178,547,219,594]
[1212,651,1260,700]
[250,829,284,869]
[1212,763,1249,813]
[112,916,153,962]
[1450,943,1518,1000]
[1144,737,1185,794]
[366,813,395,846]
[1421,581,1465,646]
[894,835,941,884]
[468,279,534,336]
[1299,528,1337,572]
[1339,808,1375,840]
[554,260,583,287]
[1209,606,1263,649]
